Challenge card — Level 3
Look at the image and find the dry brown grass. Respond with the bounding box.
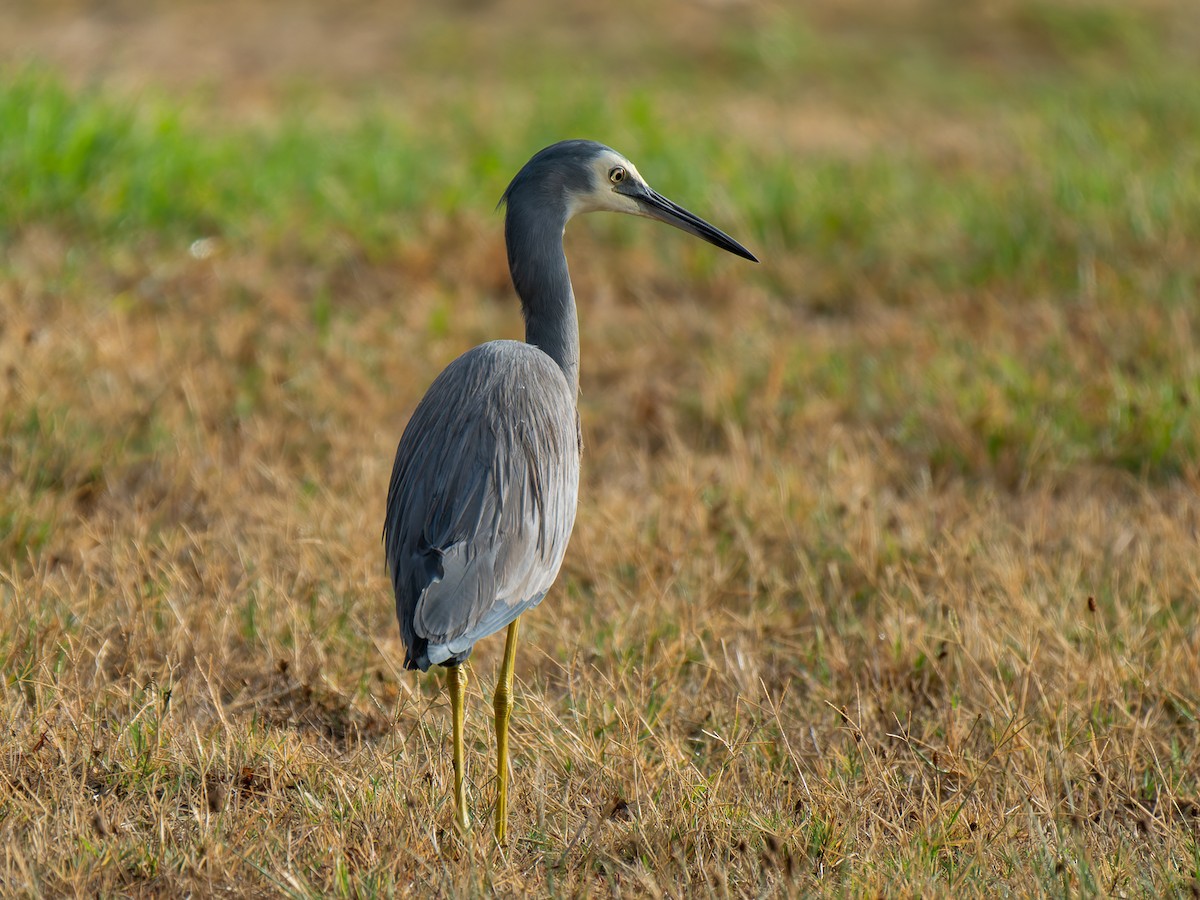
[3,0,1200,896]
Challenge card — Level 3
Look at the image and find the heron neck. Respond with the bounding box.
[505,202,580,396]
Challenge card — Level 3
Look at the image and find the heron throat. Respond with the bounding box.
[504,195,581,397]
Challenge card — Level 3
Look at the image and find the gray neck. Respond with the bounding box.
[505,195,580,396]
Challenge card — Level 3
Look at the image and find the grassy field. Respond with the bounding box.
[2,0,1199,895]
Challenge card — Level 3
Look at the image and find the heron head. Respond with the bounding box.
[576,144,758,263]
[503,140,758,263]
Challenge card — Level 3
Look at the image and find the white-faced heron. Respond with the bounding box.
[383,139,757,842]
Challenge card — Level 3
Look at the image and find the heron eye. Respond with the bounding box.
[609,166,626,184]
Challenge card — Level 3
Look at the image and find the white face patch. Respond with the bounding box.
[566,150,649,218]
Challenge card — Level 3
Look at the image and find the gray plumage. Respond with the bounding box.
[383,140,756,673]
[385,342,579,670]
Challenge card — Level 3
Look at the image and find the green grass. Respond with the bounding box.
[5,48,1199,280]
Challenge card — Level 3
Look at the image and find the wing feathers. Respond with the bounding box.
[383,341,580,670]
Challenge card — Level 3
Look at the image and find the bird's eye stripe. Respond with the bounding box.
[609,166,625,184]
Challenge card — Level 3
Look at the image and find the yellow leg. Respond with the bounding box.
[447,664,470,832]
[493,618,520,844]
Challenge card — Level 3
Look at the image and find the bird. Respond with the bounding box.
[383,139,757,843]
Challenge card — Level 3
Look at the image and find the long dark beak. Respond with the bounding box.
[626,184,759,262]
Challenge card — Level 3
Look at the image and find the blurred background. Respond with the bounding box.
[2,0,1198,895]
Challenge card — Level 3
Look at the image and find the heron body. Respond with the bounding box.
[383,139,756,841]
[385,341,579,671]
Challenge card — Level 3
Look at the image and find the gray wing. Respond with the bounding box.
[383,340,580,671]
